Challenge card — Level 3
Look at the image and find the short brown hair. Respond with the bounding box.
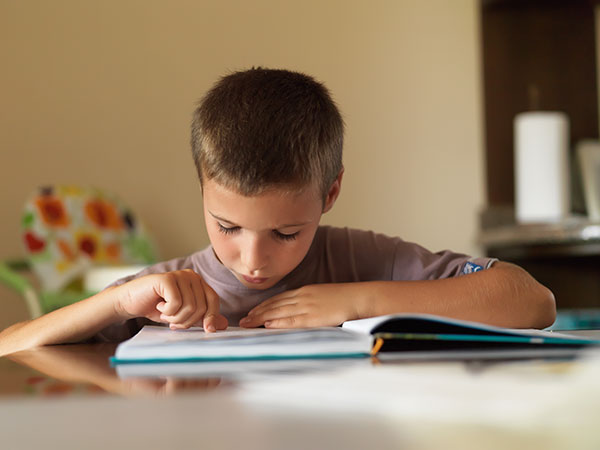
[191,68,344,200]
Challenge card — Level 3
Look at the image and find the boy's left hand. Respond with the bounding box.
[239,283,363,328]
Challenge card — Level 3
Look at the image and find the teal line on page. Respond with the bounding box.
[110,352,370,366]
[373,332,599,346]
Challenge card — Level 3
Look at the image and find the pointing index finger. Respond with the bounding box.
[201,278,228,332]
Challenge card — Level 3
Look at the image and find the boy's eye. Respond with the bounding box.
[273,230,298,241]
[217,224,240,235]
[217,223,298,241]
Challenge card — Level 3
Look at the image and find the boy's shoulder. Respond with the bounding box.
[316,225,404,250]
[315,225,496,279]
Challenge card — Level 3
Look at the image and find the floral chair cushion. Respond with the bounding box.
[22,185,157,292]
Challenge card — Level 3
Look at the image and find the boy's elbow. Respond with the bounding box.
[530,283,556,329]
[495,262,556,329]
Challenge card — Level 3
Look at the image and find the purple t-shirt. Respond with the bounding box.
[94,226,496,341]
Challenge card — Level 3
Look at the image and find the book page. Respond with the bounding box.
[135,326,299,344]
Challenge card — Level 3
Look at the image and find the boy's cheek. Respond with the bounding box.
[210,240,236,266]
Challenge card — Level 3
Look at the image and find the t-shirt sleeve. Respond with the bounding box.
[90,254,198,343]
[390,239,496,280]
[323,227,496,282]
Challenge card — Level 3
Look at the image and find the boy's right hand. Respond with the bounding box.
[114,270,228,332]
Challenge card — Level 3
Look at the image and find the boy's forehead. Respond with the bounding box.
[203,178,320,200]
[202,179,323,227]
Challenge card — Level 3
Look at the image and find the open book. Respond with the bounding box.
[110,314,600,365]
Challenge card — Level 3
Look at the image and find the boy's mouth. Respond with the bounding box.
[241,274,268,284]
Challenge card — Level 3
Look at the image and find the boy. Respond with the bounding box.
[0,68,555,355]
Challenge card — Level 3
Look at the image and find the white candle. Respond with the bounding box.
[514,111,570,223]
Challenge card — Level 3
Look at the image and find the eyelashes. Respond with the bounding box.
[272,230,299,242]
[217,223,298,241]
[217,224,240,235]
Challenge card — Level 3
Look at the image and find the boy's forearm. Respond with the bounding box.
[357,262,556,329]
[0,287,125,356]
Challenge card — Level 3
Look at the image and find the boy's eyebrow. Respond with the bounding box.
[208,212,236,225]
[208,211,311,228]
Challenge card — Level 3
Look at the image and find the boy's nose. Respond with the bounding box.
[241,237,269,273]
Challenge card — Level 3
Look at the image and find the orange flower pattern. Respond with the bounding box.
[77,234,98,258]
[84,199,123,230]
[57,239,75,261]
[35,195,69,227]
[105,242,121,261]
[21,185,157,293]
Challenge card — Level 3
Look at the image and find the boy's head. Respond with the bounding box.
[190,67,344,202]
[191,68,345,290]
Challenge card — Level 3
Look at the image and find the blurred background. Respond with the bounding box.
[1,0,599,329]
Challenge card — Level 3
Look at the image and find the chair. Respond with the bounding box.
[0,185,158,318]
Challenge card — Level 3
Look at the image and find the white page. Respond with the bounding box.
[113,325,373,361]
[130,326,302,344]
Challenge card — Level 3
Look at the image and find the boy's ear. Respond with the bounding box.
[323,168,344,213]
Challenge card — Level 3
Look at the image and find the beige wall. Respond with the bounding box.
[0,0,485,325]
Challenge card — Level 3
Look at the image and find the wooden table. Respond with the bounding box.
[1,341,600,449]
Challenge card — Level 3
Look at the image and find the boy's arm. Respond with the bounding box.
[0,287,124,356]
[240,262,556,330]
[0,270,227,356]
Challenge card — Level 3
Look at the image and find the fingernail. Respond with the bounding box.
[264,321,272,327]
[239,317,249,324]
[207,324,216,332]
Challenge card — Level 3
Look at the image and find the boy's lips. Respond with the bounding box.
[241,274,268,284]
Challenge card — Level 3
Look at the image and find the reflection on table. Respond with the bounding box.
[2,342,600,450]
[3,344,227,398]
